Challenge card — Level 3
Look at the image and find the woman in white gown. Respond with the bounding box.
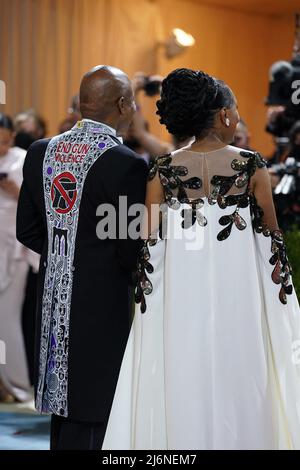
[102,69,300,450]
[0,114,37,402]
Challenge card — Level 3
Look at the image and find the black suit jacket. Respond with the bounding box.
[17,123,148,422]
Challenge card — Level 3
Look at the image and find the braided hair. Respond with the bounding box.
[156,68,234,141]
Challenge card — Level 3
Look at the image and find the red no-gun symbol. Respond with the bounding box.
[51,172,77,214]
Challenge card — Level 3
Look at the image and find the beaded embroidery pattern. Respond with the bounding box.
[37,121,118,416]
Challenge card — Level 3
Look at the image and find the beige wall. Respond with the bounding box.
[0,0,296,155]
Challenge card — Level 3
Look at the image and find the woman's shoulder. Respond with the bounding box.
[226,145,266,165]
[160,144,264,162]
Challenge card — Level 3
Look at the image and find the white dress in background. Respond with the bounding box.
[102,145,300,450]
[0,146,39,402]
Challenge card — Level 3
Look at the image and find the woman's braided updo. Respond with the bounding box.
[156,68,234,141]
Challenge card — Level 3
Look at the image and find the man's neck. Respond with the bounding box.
[79,118,123,143]
[81,116,117,132]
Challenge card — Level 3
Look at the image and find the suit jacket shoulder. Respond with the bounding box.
[104,142,148,168]
[23,138,51,177]
[89,142,149,202]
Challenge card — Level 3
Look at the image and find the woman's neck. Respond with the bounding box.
[188,132,228,152]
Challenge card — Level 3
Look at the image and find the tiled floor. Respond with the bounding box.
[0,399,50,450]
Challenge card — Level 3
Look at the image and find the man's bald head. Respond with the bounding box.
[79,65,135,132]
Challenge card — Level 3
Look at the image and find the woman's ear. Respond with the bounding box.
[219,108,229,127]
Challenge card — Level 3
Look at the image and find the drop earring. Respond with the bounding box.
[225,118,230,127]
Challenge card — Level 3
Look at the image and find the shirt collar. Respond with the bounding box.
[74,119,123,143]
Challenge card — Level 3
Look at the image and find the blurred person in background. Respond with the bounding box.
[280,120,300,162]
[232,118,252,150]
[124,72,174,158]
[124,72,196,158]
[265,106,289,165]
[14,110,47,151]
[268,120,300,230]
[123,120,152,164]
[0,113,38,403]
[58,95,81,134]
[14,110,46,385]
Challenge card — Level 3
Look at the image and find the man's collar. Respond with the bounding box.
[73,119,123,143]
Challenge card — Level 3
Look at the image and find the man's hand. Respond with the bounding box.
[266,106,285,125]
[0,178,20,200]
[131,72,164,96]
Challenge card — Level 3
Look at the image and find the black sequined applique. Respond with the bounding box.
[249,193,271,237]
[250,193,293,304]
[209,151,267,240]
[181,198,207,229]
[149,154,205,228]
[268,230,293,305]
[217,210,247,241]
[134,238,158,314]
[209,151,266,206]
[269,230,293,304]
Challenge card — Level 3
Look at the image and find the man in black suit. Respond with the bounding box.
[16,66,149,449]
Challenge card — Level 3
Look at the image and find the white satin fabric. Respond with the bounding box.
[103,202,300,450]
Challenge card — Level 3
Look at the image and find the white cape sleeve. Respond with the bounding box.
[254,231,300,449]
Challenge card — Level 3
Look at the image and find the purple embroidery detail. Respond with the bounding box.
[50,334,56,349]
[49,334,56,371]
[98,142,106,149]
[47,167,53,175]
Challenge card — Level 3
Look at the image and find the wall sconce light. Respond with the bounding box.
[164,28,195,58]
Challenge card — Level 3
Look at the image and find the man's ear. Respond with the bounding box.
[118,96,125,115]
